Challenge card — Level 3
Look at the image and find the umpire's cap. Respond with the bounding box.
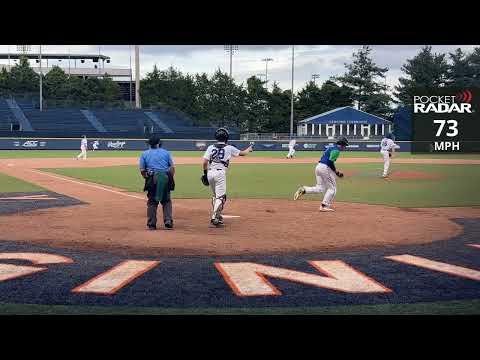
[146,135,162,147]
[215,127,229,143]
[336,136,349,147]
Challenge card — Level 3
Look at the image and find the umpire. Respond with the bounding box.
[139,135,175,230]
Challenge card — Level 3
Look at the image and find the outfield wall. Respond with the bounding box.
[0,137,413,152]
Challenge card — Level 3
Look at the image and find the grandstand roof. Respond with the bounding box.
[0,53,110,61]
[299,106,391,125]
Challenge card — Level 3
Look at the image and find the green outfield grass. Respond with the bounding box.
[0,172,45,193]
[2,149,480,159]
[47,162,480,207]
[1,299,479,315]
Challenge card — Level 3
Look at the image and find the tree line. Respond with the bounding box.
[1,46,479,132]
[0,56,122,108]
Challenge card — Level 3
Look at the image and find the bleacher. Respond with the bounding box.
[0,97,223,139]
[93,110,151,133]
[0,99,17,131]
[16,100,97,133]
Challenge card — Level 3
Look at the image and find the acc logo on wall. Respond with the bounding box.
[261,144,275,149]
[22,140,39,148]
[107,141,126,149]
[303,144,317,149]
[281,144,290,149]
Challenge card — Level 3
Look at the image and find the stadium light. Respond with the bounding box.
[312,74,321,84]
[290,46,294,138]
[261,58,274,88]
[224,45,238,79]
[39,45,43,112]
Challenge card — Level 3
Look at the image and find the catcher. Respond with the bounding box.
[201,128,253,227]
[380,133,399,178]
[139,135,175,230]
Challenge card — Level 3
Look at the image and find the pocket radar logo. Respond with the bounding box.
[413,90,473,114]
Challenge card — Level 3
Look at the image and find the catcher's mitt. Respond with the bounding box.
[336,170,344,178]
[201,174,209,186]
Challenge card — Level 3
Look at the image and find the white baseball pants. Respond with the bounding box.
[381,150,390,176]
[287,147,295,158]
[77,147,87,160]
[207,168,227,220]
[303,163,337,207]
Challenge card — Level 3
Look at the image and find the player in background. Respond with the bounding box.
[92,140,99,151]
[293,137,349,212]
[201,128,253,227]
[380,133,400,178]
[286,138,297,159]
[76,135,88,160]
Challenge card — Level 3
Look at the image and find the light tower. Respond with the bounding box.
[261,58,274,88]
[312,74,321,85]
[224,45,238,79]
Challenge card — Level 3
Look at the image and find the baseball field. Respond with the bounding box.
[1,149,480,314]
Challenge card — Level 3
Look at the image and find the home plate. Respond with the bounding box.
[222,215,241,219]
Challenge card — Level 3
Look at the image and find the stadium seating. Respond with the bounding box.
[0,99,17,131]
[93,110,151,133]
[1,97,232,139]
[16,100,97,133]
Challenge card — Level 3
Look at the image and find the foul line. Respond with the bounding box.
[29,169,146,201]
[27,170,241,218]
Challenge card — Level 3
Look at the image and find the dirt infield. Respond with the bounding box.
[0,156,479,256]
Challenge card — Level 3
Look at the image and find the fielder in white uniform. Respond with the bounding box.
[380,133,400,178]
[201,128,253,227]
[286,139,297,159]
[76,135,88,160]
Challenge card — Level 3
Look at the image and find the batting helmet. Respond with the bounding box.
[215,127,230,143]
[336,136,349,147]
[386,133,395,140]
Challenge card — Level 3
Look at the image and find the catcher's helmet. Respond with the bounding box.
[336,136,349,147]
[215,127,230,143]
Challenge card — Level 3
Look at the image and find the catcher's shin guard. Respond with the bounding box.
[212,194,227,220]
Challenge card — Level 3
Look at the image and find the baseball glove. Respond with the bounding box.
[389,152,392,158]
[201,174,209,186]
[336,171,344,178]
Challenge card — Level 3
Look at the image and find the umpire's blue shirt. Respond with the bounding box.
[139,148,174,173]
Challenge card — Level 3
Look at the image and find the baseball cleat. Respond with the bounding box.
[293,187,306,200]
[319,205,334,212]
[210,218,224,227]
[164,221,173,230]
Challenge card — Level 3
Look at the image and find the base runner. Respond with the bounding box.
[380,133,400,178]
[293,137,349,212]
[201,128,253,227]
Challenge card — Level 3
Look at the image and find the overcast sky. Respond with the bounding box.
[1,45,478,93]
